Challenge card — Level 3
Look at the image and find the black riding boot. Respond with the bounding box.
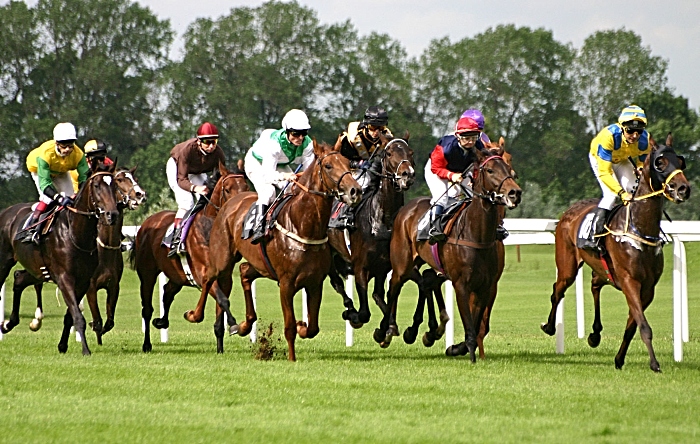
[593,207,610,250]
[167,218,183,257]
[428,204,446,245]
[16,209,43,244]
[250,204,268,244]
[496,224,509,241]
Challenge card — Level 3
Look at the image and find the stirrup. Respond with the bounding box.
[428,227,446,245]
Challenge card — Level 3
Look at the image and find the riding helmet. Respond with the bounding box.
[282,109,311,131]
[460,109,485,130]
[362,106,389,127]
[454,117,480,135]
[197,122,219,139]
[84,139,107,157]
[53,122,77,143]
[618,105,647,127]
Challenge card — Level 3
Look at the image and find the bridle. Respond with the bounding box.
[377,139,413,190]
[290,151,352,199]
[66,171,115,218]
[471,155,514,205]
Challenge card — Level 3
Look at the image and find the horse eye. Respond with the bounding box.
[324,163,332,170]
[486,168,493,174]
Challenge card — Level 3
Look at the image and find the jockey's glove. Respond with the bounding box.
[57,195,74,207]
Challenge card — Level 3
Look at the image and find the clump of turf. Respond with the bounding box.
[251,322,285,360]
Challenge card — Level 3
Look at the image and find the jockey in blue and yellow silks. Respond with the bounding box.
[584,104,651,249]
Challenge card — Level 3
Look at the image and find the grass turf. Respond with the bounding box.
[0,244,698,443]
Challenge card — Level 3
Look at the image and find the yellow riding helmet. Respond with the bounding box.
[84,139,107,157]
[618,105,648,127]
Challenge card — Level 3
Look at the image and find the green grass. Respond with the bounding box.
[1,244,699,443]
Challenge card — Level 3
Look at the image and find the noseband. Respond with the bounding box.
[66,171,115,218]
[472,155,514,205]
[115,170,143,208]
[378,139,413,190]
[298,151,352,199]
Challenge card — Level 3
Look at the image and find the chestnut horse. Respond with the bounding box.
[130,162,249,353]
[404,146,516,357]
[327,134,415,328]
[30,167,146,343]
[378,143,521,362]
[190,140,361,361]
[541,134,690,372]
[0,164,120,355]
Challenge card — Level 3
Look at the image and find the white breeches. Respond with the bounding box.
[588,154,637,210]
[166,157,207,219]
[32,172,74,204]
[244,151,294,206]
[424,159,471,207]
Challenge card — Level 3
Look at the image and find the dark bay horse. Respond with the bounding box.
[404,144,516,357]
[190,140,361,361]
[0,164,120,355]
[541,134,690,372]
[30,167,146,344]
[327,134,415,328]
[130,162,249,353]
[378,143,521,362]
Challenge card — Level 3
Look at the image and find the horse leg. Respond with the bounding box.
[237,262,260,337]
[103,275,120,335]
[587,272,606,348]
[83,281,103,345]
[616,283,660,372]
[279,281,298,362]
[139,271,157,353]
[57,285,91,356]
[1,270,36,334]
[213,304,225,354]
[376,267,419,348]
[298,280,322,340]
[328,259,358,324]
[34,282,44,323]
[541,248,580,336]
[352,268,372,328]
[403,280,426,345]
[424,270,449,340]
[212,273,239,336]
[153,280,182,329]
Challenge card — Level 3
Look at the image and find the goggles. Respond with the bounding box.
[198,137,218,146]
[623,126,644,135]
[288,130,308,138]
[456,133,479,142]
[56,141,75,149]
[367,125,386,132]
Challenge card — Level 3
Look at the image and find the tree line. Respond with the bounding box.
[2,0,699,223]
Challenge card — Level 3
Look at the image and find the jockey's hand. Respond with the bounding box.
[620,191,633,203]
[282,172,297,182]
[449,172,463,184]
[57,195,74,207]
[192,185,208,195]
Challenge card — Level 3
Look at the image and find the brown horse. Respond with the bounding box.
[378,142,521,362]
[541,134,690,372]
[30,167,146,343]
[190,140,361,361]
[327,134,415,328]
[0,163,120,355]
[404,145,516,357]
[130,161,249,353]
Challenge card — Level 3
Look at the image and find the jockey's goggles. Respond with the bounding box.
[367,125,386,132]
[56,141,75,150]
[623,126,644,135]
[456,132,480,142]
[287,129,308,138]
[198,137,218,146]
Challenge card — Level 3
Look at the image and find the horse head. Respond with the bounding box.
[309,140,361,206]
[644,132,690,203]
[209,160,249,209]
[472,141,522,209]
[114,166,146,210]
[382,131,415,191]
[80,161,120,226]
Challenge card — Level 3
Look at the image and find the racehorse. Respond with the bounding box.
[327,133,415,328]
[0,163,120,355]
[190,140,361,361]
[130,161,249,353]
[541,134,690,372]
[29,167,146,344]
[404,145,516,357]
[377,142,521,362]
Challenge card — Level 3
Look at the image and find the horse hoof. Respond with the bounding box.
[143,343,152,353]
[152,318,169,329]
[587,333,601,348]
[350,321,364,329]
[58,344,68,353]
[373,328,384,344]
[403,327,418,345]
[103,320,114,334]
[422,332,435,348]
[540,322,555,336]
[358,312,371,324]
[650,362,661,373]
[229,324,239,336]
[29,318,42,332]
[1,320,12,334]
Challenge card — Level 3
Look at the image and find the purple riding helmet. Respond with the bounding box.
[460,109,490,144]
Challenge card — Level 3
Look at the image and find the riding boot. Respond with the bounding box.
[250,204,268,245]
[496,224,509,241]
[167,218,183,257]
[340,203,356,230]
[16,202,47,244]
[593,207,610,250]
[428,204,446,245]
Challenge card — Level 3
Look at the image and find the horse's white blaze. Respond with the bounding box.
[103,176,112,185]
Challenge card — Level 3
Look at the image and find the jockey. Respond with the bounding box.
[584,104,651,249]
[425,116,481,244]
[244,109,314,244]
[71,139,113,192]
[460,109,491,145]
[17,122,89,243]
[166,122,226,255]
[333,106,393,229]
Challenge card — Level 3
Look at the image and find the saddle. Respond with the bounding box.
[576,204,620,251]
[15,203,61,243]
[416,198,470,242]
[161,195,208,250]
[241,195,294,241]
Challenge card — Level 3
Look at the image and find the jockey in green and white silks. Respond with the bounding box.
[244,109,314,243]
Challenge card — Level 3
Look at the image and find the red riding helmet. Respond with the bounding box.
[454,117,480,135]
[196,122,219,139]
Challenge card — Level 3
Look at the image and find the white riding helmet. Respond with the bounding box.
[281,109,311,131]
[53,122,77,142]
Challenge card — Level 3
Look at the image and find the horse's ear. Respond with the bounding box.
[403,130,410,142]
[333,134,343,151]
[666,132,673,147]
[237,158,245,173]
[219,160,229,176]
[111,157,118,172]
[129,165,137,175]
[498,136,506,149]
[649,134,658,149]
[313,138,324,157]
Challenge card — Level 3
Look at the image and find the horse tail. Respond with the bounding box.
[127,235,137,269]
